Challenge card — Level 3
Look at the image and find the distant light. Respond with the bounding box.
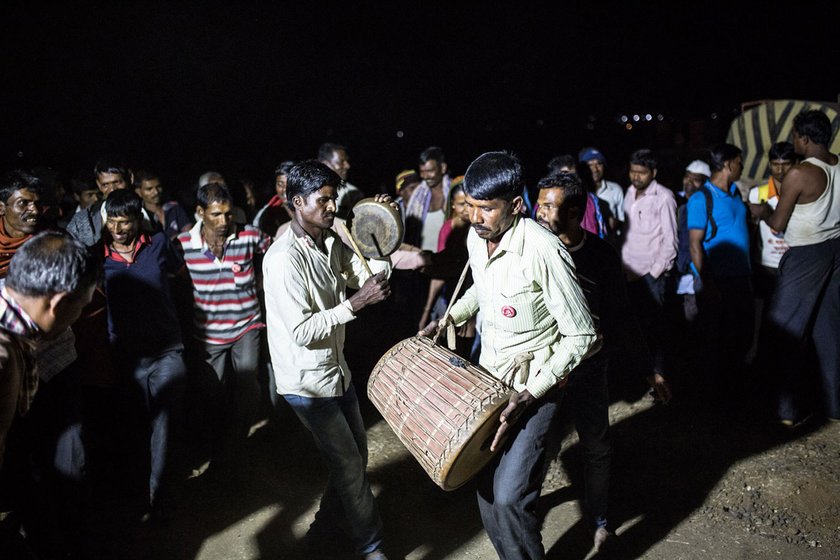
[657,114,665,121]
[620,115,629,123]
[711,113,718,120]
[396,130,404,138]
[645,114,652,121]
[17,151,24,158]
[632,114,640,122]
[625,123,633,130]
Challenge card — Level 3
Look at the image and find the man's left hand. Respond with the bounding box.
[373,194,399,213]
[645,373,672,404]
[491,389,535,452]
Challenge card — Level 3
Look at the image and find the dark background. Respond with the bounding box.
[2,2,837,199]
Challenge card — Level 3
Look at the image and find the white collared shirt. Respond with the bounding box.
[264,226,391,397]
[449,217,596,398]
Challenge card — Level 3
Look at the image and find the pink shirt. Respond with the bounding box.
[621,180,677,280]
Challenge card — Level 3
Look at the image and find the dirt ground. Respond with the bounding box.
[26,296,837,560]
[83,326,839,560]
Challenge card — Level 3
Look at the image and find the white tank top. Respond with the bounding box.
[784,156,840,247]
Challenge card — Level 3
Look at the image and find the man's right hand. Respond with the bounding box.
[348,272,390,312]
[417,314,452,338]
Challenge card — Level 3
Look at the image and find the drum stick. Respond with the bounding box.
[340,222,374,277]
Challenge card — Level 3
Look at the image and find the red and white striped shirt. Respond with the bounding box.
[177,222,271,345]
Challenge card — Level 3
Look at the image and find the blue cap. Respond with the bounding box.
[579,147,606,164]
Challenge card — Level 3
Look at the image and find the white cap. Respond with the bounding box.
[685,160,711,177]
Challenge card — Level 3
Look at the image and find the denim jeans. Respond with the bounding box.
[284,383,383,555]
[125,347,187,503]
[477,392,560,560]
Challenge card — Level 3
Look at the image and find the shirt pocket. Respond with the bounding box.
[231,259,253,287]
[496,287,539,334]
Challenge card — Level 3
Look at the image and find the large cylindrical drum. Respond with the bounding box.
[367,336,512,491]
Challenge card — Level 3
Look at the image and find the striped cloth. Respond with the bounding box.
[177,221,271,345]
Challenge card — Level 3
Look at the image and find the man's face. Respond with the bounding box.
[96,172,128,198]
[399,181,418,204]
[75,189,100,209]
[464,193,521,242]
[629,164,656,191]
[791,131,807,155]
[1,189,42,237]
[682,172,706,198]
[198,200,234,238]
[535,188,571,236]
[419,159,446,189]
[726,155,743,182]
[136,178,163,206]
[587,159,605,183]
[105,215,140,246]
[295,185,338,231]
[275,174,288,200]
[325,150,351,181]
[769,158,794,184]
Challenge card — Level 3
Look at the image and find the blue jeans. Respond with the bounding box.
[283,383,383,555]
[477,392,560,559]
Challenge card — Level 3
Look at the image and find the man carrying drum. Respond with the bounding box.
[263,160,394,560]
[421,151,597,559]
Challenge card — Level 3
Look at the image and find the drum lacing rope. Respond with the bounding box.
[501,351,534,387]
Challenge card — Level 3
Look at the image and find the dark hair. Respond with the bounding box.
[419,146,445,165]
[285,160,342,209]
[538,172,587,215]
[707,143,742,173]
[768,141,796,161]
[546,154,577,175]
[93,159,130,182]
[70,172,98,196]
[446,177,466,219]
[7,231,99,297]
[317,143,347,163]
[132,168,159,188]
[463,151,523,202]
[274,160,295,178]
[196,183,232,210]
[105,189,143,220]
[0,170,42,204]
[629,149,658,171]
[793,110,832,147]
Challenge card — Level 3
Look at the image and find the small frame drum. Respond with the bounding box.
[367,336,513,491]
[350,198,404,258]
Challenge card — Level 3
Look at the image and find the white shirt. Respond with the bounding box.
[264,226,391,397]
[420,209,445,251]
[596,180,625,222]
[449,217,596,398]
[748,186,789,268]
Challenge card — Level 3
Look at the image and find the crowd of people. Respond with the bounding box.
[0,108,837,559]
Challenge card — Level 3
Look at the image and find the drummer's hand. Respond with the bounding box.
[348,272,390,311]
[491,389,535,452]
[645,372,672,405]
[417,314,451,338]
[373,193,399,213]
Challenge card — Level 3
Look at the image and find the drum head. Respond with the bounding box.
[350,198,404,258]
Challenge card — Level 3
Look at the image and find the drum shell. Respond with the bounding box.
[367,336,512,491]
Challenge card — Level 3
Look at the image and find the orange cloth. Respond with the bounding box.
[0,218,31,278]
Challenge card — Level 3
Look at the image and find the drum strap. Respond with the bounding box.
[436,260,472,350]
[501,351,535,387]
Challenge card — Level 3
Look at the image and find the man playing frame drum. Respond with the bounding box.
[420,151,597,560]
[263,160,394,560]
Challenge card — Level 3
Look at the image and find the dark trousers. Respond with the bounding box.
[565,358,611,529]
[477,393,560,559]
[697,274,755,379]
[768,238,840,420]
[627,274,667,375]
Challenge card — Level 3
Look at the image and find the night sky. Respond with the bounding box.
[2,2,838,195]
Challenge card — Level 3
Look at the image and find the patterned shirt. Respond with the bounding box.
[0,287,40,414]
[177,221,271,345]
[449,217,597,398]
